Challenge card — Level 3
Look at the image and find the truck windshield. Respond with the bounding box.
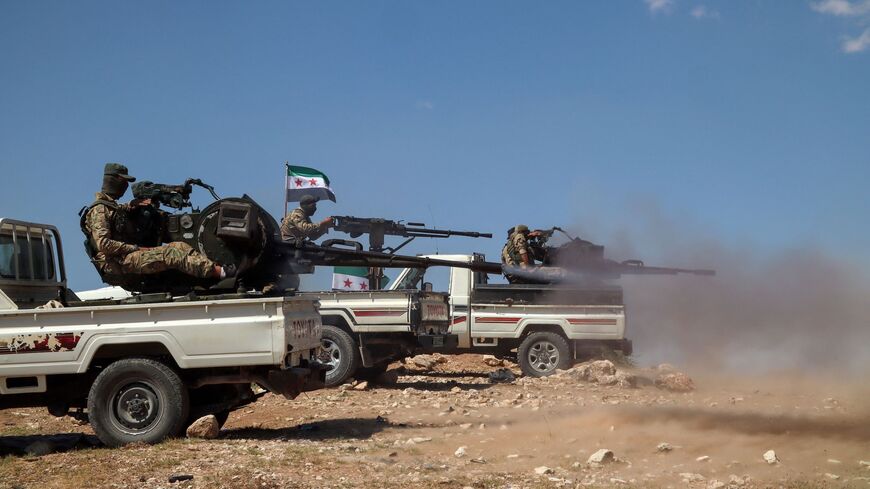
[394,268,424,289]
[0,232,56,280]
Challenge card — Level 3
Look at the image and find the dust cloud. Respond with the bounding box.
[568,205,870,376]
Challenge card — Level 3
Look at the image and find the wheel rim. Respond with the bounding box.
[527,340,560,373]
[108,381,162,435]
[319,338,341,371]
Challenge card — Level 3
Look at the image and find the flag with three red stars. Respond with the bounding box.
[286,164,336,202]
[332,266,370,291]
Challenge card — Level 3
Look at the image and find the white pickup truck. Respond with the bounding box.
[387,254,632,377]
[0,218,324,446]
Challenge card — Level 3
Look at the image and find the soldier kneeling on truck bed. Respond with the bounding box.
[80,163,235,284]
[501,224,545,283]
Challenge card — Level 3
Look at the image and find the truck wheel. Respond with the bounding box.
[87,357,189,447]
[518,332,571,378]
[319,325,360,387]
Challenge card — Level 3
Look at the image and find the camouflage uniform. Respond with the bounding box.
[84,192,216,279]
[281,208,327,241]
[501,231,530,267]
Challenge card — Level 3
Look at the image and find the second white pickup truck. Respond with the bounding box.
[387,254,632,376]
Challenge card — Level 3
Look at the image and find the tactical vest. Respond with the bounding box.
[78,199,130,261]
[504,233,523,265]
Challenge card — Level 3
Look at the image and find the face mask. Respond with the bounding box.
[302,204,316,216]
[102,175,129,199]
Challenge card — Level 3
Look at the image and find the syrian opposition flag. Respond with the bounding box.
[332,267,370,291]
[286,164,336,202]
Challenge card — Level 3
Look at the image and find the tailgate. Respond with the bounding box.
[282,297,322,354]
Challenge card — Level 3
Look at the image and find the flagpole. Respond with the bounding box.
[283,161,290,220]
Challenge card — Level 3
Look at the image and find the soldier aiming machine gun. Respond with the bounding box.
[512,226,715,281]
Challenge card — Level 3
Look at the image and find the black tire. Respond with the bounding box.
[87,357,189,447]
[319,325,361,387]
[517,331,572,378]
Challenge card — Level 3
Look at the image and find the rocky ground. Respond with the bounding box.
[0,354,868,489]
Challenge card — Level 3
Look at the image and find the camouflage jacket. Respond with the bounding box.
[84,192,137,270]
[501,232,529,266]
[280,208,326,241]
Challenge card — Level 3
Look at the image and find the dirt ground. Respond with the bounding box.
[1,354,868,489]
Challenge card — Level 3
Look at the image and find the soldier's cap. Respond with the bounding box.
[514,224,529,233]
[104,163,136,182]
[300,195,319,205]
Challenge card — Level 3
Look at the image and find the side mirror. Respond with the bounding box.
[422,282,433,292]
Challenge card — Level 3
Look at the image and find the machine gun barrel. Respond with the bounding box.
[330,215,491,254]
[289,240,503,275]
[610,260,715,276]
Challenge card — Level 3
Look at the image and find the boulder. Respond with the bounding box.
[763,450,779,465]
[534,466,554,475]
[482,355,504,367]
[186,415,220,439]
[587,449,615,465]
[654,372,695,392]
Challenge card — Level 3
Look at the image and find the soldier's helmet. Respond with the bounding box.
[300,195,319,205]
[514,224,529,233]
[104,163,136,182]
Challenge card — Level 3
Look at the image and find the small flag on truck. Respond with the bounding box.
[332,267,370,291]
[285,164,336,202]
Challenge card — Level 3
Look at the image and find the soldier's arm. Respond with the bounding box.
[290,213,326,239]
[87,207,138,257]
[515,235,531,266]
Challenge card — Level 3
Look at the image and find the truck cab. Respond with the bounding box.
[388,253,631,376]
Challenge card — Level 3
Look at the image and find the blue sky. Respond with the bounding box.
[1,1,868,291]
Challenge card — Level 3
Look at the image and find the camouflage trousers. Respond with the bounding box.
[120,242,216,279]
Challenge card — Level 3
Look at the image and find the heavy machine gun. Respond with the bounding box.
[331,216,492,254]
[329,215,492,288]
[511,226,715,281]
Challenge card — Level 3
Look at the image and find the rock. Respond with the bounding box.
[482,354,504,367]
[454,446,467,458]
[409,355,437,370]
[168,474,194,483]
[406,437,432,445]
[534,466,554,475]
[696,455,710,462]
[587,449,615,465]
[656,442,673,452]
[450,386,462,394]
[186,415,220,439]
[763,450,779,465]
[470,457,486,464]
[654,372,695,392]
[707,480,726,489]
[353,381,369,391]
[859,460,870,468]
[825,473,840,480]
[828,459,842,464]
[506,454,519,459]
[488,368,516,383]
[680,473,705,483]
[570,360,616,382]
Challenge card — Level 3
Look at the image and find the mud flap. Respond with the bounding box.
[261,363,326,400]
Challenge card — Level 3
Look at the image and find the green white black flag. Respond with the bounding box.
[286,164,336,202]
